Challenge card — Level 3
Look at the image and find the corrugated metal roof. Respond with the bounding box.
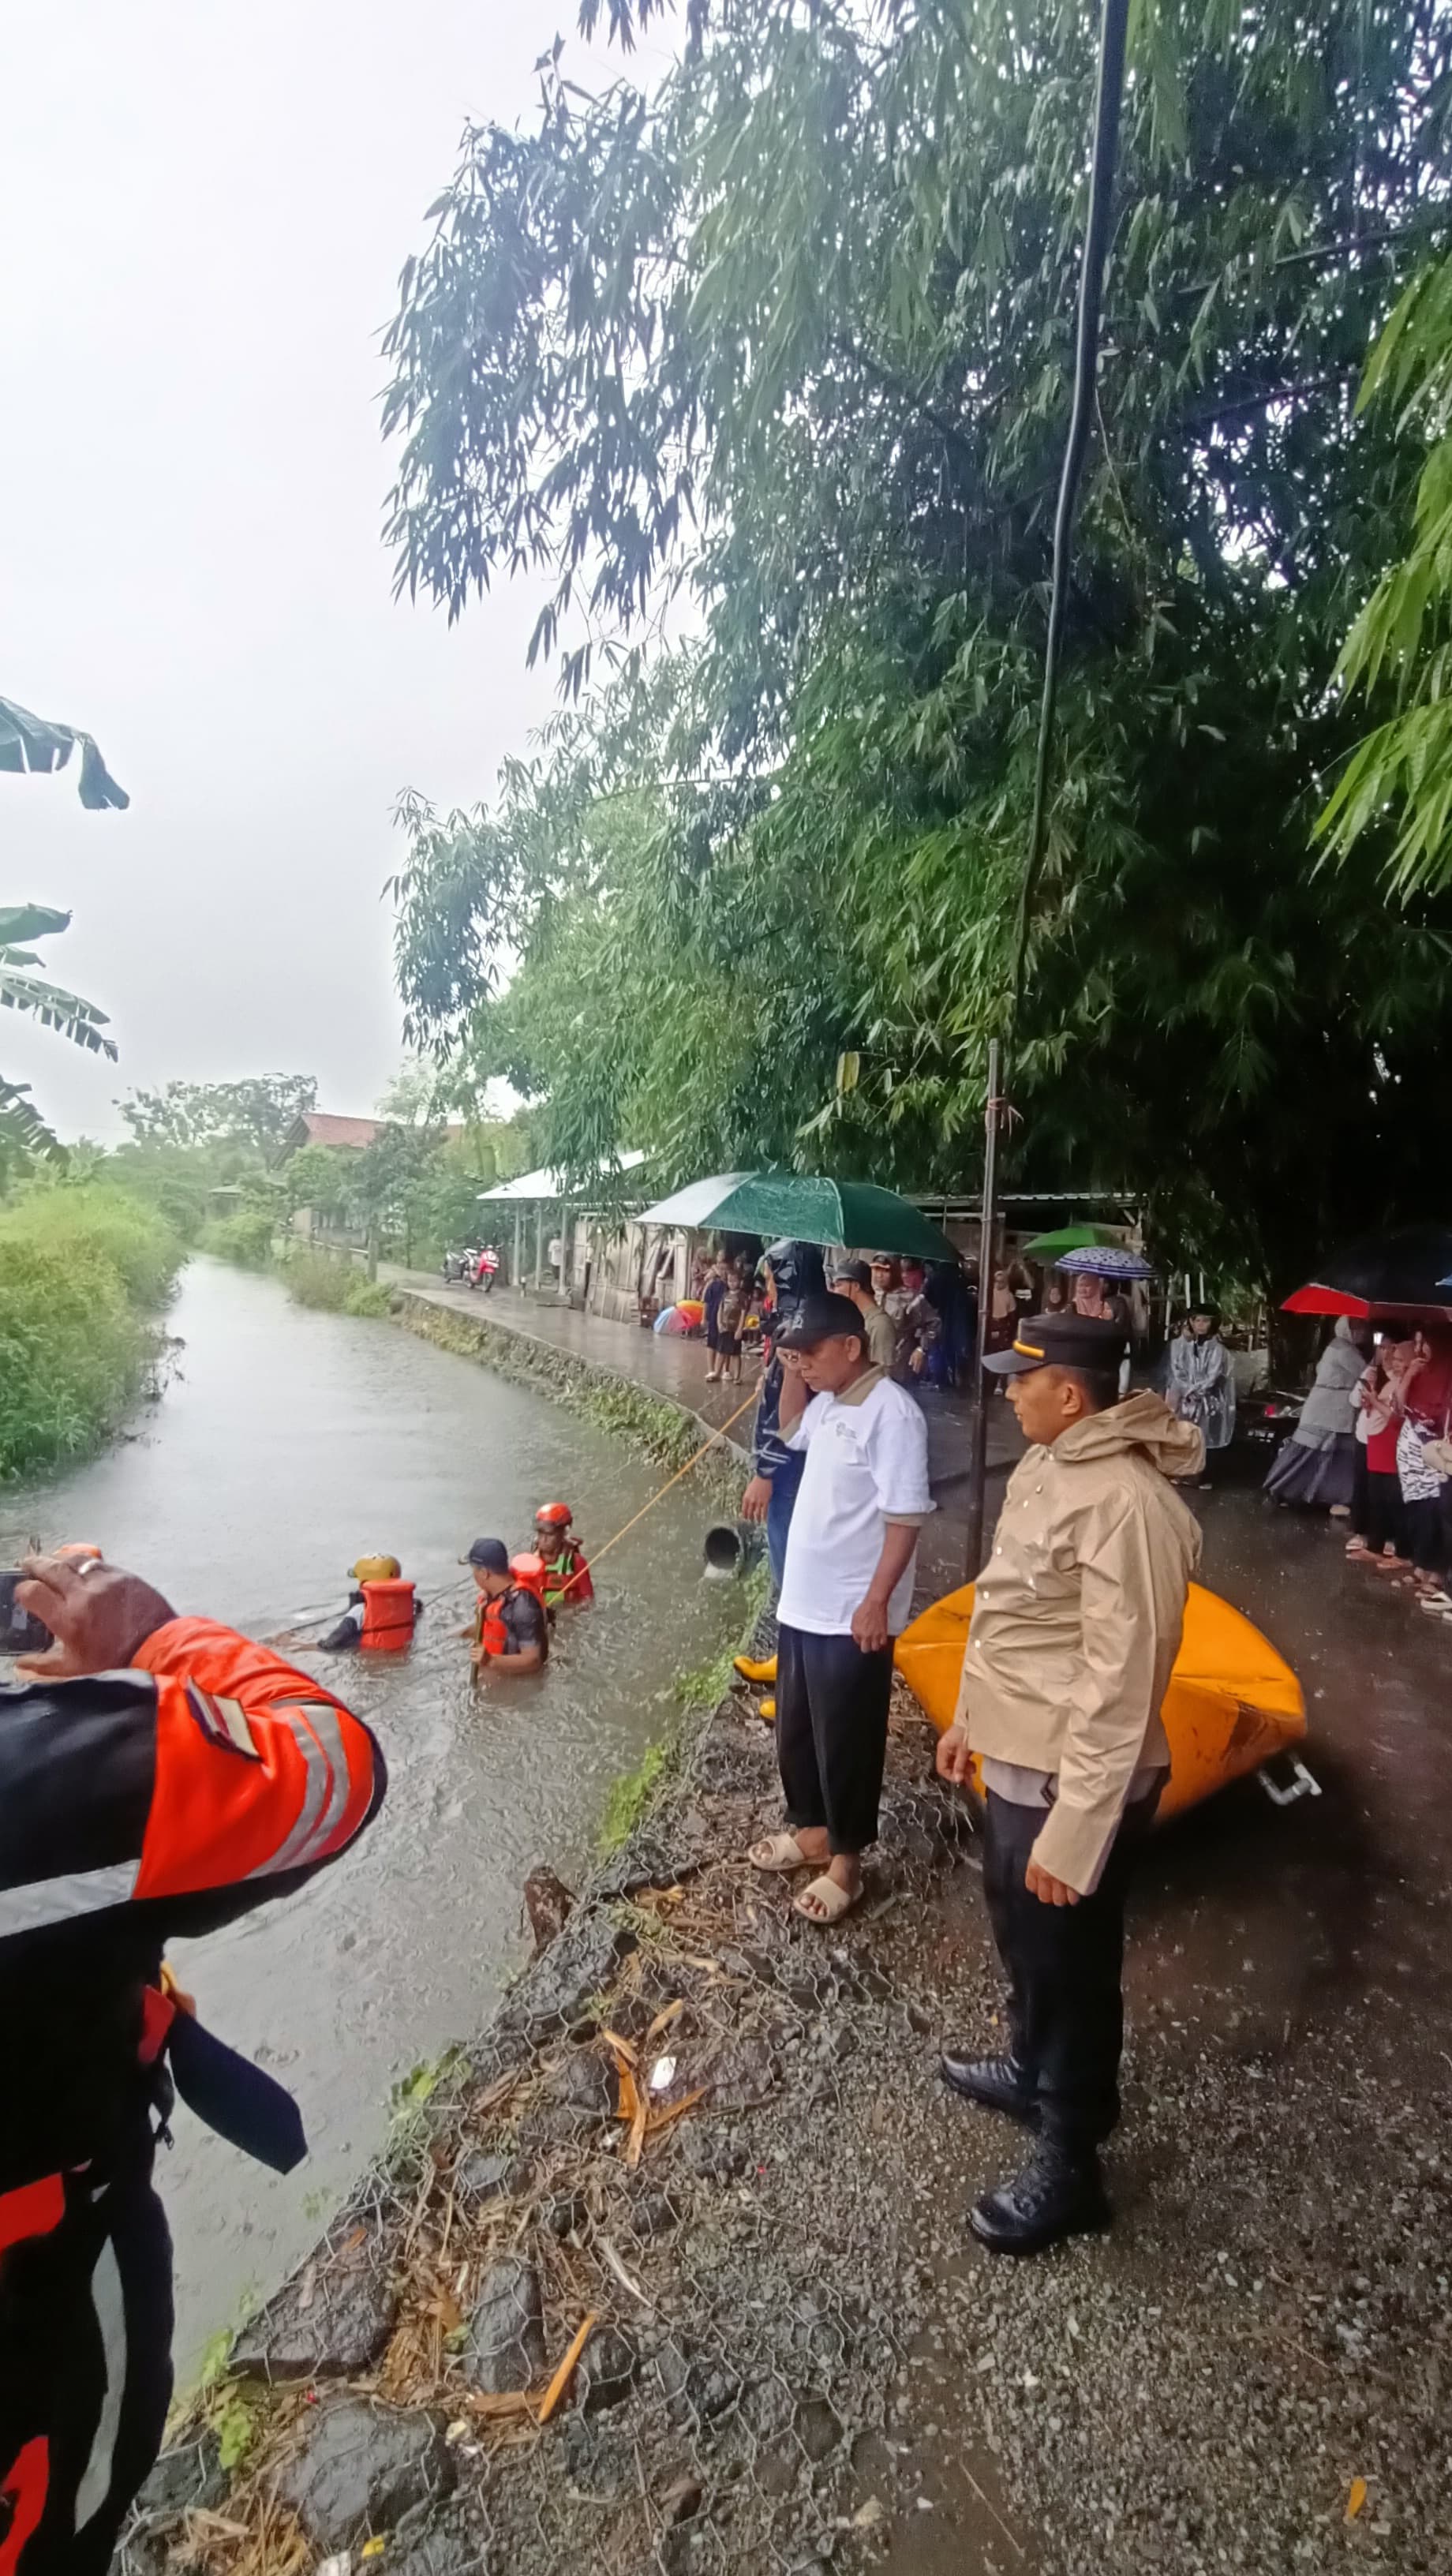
[477,1148,648,1204]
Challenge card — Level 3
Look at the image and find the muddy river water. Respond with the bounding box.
[0,1258,743,2376]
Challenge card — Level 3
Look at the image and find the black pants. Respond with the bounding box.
[981,1790,1155,2157]
[0,2140,173,2574]
[1402,1493,1446,1576]
[1364,1468,1406,1559]
[777,1623,894,1855]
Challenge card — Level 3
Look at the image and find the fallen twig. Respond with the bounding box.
[596,2233,654,2310]
[645,2086,707,2136]
[537,2312,599,2425]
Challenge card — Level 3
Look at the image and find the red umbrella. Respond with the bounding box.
[1282,1224,1452,1321]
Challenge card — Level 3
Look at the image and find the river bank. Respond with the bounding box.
[0,1179,182,1480]
[126,1558,1452,2576]
[122,1283,1452,2576]
[4,1259,752,2386]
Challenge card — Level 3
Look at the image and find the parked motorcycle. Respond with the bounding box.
[1238,1388,1303,1456]
[469,1245,500,1294]
[441,1247,476,1283]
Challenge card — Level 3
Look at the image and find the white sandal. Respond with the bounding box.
[748,1833,811,1873]
[792,1873,862,1925]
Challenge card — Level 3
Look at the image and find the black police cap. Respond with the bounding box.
[982,1312,1128,1377]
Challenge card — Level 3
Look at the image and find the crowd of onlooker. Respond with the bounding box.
[1266,1316,1452,1616]
[698,1245,975,1390]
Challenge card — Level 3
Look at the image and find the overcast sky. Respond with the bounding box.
[3,1,655,1140]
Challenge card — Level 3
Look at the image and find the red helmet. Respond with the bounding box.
[534,1501,573,1530]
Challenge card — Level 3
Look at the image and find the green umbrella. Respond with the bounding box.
[1020,1222,1126,1260]
[636,1170,955,1261]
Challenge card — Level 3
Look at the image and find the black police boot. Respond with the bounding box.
[938,2048,1038,2125]
[968,2140,1110,2256]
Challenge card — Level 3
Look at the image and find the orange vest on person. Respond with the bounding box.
[358,1578,417,1652]
[476,1556,548,1659]
[0,1616,385,2192]
[127,1617,384,1899]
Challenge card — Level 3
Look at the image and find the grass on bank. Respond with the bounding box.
[597,1558,772,1855]
[200,1218,395,1318]
[0,1181,182,1480]
[275,1249,393,1317]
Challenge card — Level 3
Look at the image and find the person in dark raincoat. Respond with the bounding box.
[740,1239,827,1590]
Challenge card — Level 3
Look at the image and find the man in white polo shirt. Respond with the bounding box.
[748,1291,933,1925]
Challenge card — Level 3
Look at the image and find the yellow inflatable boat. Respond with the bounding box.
[895,1581,1306,1822]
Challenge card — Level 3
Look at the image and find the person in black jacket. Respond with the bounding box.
[0,1553,385,2574]
[739,1240,828,1592]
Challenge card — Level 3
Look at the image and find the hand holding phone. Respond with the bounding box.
[0,1571,53,1657]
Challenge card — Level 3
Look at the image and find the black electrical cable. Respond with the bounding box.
[1007,0,1132,1013]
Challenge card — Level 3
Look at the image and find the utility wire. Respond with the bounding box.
[1007,0,1132,1019]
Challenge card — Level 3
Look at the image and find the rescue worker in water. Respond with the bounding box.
[462,1538,549,1676]
[532,1503,594,1608]
[0,1550,384,2573]
[318,1555,419,1653]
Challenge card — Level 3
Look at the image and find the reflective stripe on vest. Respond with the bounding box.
[248,1703,353,1878]
[0,1860,140,1941]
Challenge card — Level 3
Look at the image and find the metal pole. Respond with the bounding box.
[964,1039,1002,1579]
[534,1203,543,1291]
[513,1204,522,1289]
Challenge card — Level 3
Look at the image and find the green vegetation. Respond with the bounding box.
[2,698,126,1164]
[275,1249,395,1317]
[0,1181,182,1478]
[198,1207,275,1267]
[1320,250,1452,897]
[383,0,1452,1296]
[598,1742,669,1855]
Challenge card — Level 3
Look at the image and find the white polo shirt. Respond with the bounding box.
[777,1368,934,1638]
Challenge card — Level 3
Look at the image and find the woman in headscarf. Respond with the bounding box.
[1392,1326,1452,1598]
[1263,1317,1372,1512]
[1167,1304,1237,1482]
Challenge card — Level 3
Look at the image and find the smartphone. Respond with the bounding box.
[0,1572,51,1657]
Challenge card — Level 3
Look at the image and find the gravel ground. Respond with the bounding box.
[124,1664,1451,2576]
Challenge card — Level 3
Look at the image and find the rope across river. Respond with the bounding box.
[262,1381,760,1649]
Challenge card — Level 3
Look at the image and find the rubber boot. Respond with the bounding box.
[735,1653,777,1685]
[938,2049,1038,2125]
[969,2141,1110,2256]
[757,1697,777,1724]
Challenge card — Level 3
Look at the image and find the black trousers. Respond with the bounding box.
[981,1790,1155,2156]
[1403,1493,1446,1576]
[777,1623,894,1856]
[0,2139,174,2574]
[1365,1468,1406,1558]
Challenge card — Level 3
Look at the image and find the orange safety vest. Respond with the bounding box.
[476,1556,548,1660]
[358,1578,417,1652]
[125,1617,384,1896]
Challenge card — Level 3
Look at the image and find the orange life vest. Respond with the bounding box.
[476,1556,548,1659]
[358,1578,417,1653]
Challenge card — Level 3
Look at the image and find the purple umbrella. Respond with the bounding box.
[1053,1247,1155,1281]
